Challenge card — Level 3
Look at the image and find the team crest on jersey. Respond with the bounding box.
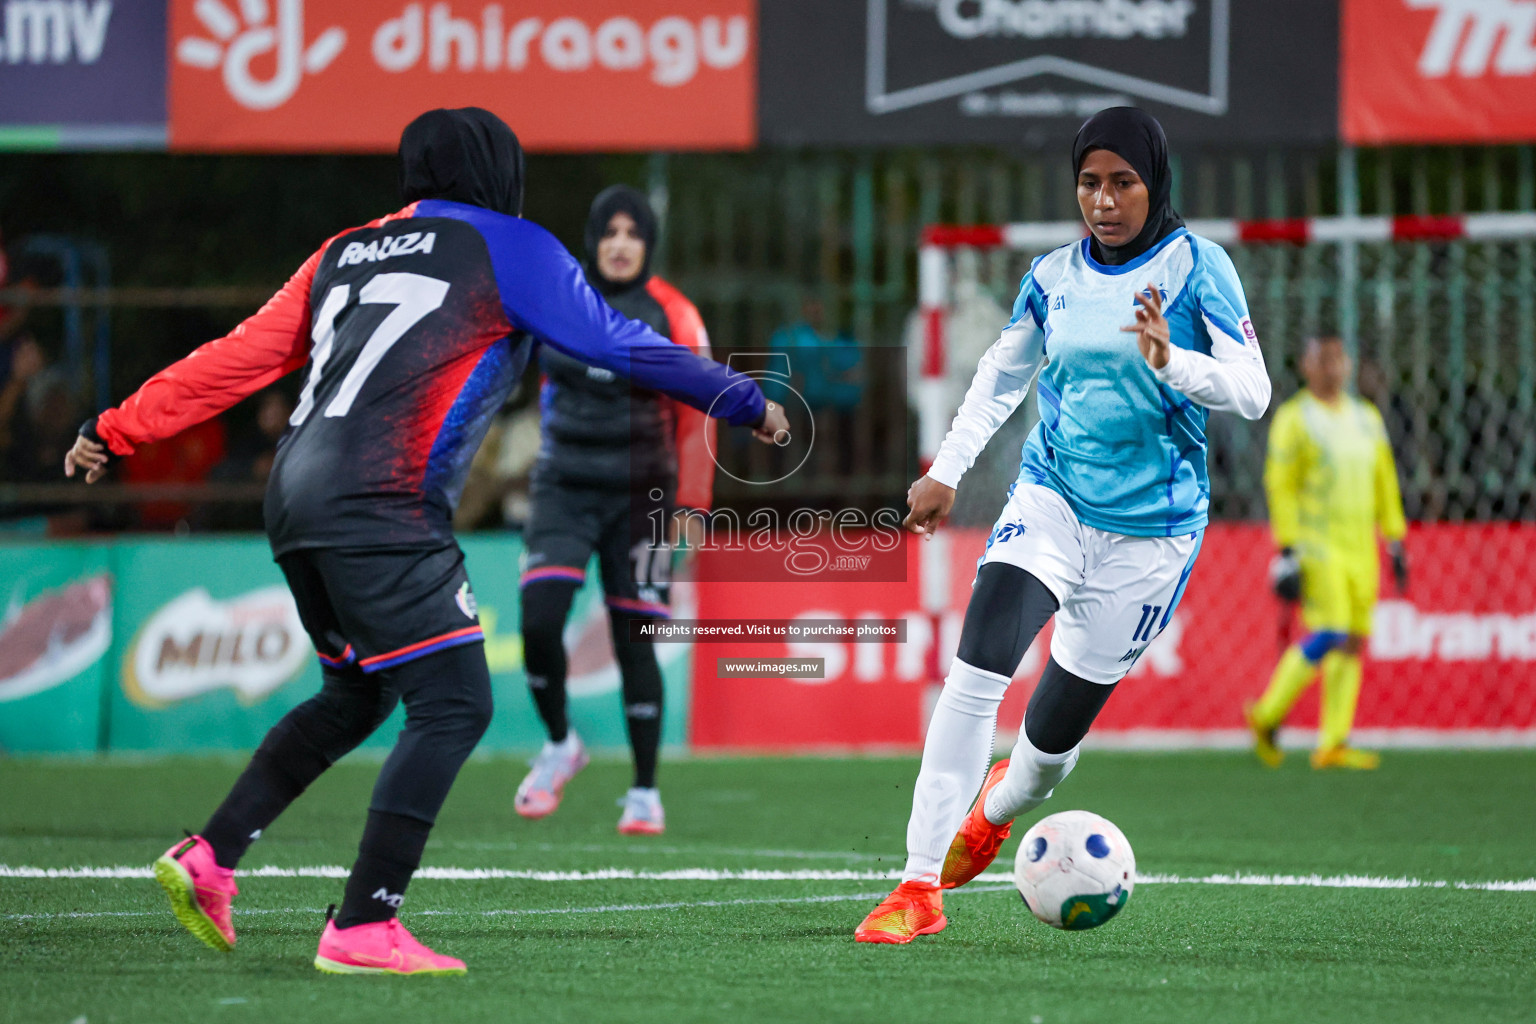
[455,581,478,620]
[988,522,1028,547]
[337,232,437,267]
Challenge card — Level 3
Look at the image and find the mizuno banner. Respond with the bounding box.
[1342,0,1536,143]
[759,0,1339,147]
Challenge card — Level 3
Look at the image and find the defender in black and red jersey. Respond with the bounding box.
[64,108,788,975]
[515,187,714,834]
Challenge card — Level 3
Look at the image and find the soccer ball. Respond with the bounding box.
[1013,810,1135,930]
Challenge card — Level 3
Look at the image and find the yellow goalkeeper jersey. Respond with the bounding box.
[1264,389,1407,557]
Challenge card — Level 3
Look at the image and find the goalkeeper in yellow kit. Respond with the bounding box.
[1247,336,1408,770]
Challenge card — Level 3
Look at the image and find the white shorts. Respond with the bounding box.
[979,483,1203,684]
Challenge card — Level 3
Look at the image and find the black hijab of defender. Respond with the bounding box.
[398,106,525,218]
[583,185,659,296]
[1071,106,1185,266]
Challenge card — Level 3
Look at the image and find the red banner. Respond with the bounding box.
[1342,0,1536,144]
[689,524,1536,750]
[168,0,756,152]
[687,540,929,749]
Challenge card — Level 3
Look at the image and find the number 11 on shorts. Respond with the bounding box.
[1131,604,1162,643]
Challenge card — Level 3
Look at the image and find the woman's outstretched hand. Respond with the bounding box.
[1122,282,1171,371]
[904,475,956,536]
[64,433,110,484]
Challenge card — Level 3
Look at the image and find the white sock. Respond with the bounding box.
[983,729,1080,825]
[551,731,582,756]
[901,660,1009,883]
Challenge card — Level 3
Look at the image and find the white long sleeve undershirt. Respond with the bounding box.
[925,316,1271,491]
[1151,317,1271,421]
[926,318,1045,490]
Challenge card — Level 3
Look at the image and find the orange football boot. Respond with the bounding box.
[854,880,946,944]
[1310,745,1380,771]
[940,759,1013,889]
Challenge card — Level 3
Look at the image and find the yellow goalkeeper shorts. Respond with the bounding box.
[1300,547,1380,636]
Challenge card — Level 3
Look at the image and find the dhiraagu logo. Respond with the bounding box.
[175,0,346,110]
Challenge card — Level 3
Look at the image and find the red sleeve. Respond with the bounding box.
[647,276,715,511]
[95,205,417,457]
[94,247,322,456]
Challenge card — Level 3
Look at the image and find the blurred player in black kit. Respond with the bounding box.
[516,186,716,835]
[66,109,789,975]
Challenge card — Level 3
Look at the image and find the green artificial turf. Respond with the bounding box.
[2,751,1534,1024]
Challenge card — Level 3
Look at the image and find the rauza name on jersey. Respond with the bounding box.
[337,232,437,267]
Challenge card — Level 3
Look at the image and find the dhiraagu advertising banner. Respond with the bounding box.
[0,535,692,754]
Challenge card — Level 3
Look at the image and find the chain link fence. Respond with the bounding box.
[939,235,1536,529]
[4,145,1534,530]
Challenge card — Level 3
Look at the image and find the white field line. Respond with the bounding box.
[0,866,905,881]
[439,840,885,862]
[0,886,1017,923]
[2,865,1534,891]
[1078,728,1536,750]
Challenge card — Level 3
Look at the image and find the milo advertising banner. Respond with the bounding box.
[0,546,113,750]
[0,536,692,753]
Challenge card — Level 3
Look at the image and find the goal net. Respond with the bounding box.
[914,215,1536,748]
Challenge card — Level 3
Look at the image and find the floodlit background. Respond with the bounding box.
[4,0,1532,754]
[3,4,1536,1023]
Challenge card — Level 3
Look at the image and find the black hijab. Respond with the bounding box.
[1071,107,1184,266]
[398,107,524,217]
[583,185,658,295]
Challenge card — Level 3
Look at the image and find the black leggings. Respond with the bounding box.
[201,644,493,867]
[955,562,1117,756]
[521,579,666,788]
[521,578,581,743]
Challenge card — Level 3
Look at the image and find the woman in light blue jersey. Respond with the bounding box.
[856,108,1272,944]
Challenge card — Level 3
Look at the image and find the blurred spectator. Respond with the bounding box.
[0,336,45,480]
[197,390,293,531]
[453,366,542,532]
[120,418,227,531]
[770,298,865,412]
[0,336,79,484]
[220,389,292,487]
[0,223,27,346]
[902,249,1006,426]
[770,298,865,477]
[454,402,543,532]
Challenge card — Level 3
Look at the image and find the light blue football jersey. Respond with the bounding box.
[1009,228,1257,536]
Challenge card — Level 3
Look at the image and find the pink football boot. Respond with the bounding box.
[314,916,467,976]
[153,835,238,952]
[514,733,589,819]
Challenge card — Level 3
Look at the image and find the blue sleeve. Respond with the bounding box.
[1010,263,1047,327]
[422,201,765,428]
[1188,239,1253,345]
